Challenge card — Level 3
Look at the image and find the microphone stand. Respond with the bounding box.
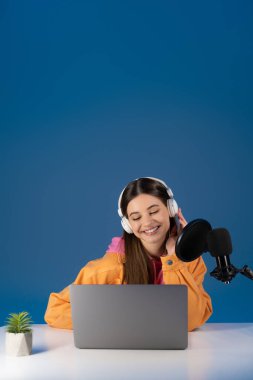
[210,255,253,284]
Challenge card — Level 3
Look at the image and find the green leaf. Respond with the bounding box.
[5,311,33,333]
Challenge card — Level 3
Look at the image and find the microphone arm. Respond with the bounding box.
[210,256,253,284]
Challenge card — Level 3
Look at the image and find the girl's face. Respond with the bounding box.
[126,193,170,251]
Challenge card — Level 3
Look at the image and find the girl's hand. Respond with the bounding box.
[165,208,188,256]
[178,208,187,229]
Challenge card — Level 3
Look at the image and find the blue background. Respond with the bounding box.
[1,0,253,326]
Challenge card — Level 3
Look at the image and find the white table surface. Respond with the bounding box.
[1,323,253,380]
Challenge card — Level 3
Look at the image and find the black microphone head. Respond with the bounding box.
[206,228,232,257]
[175,219,212,262]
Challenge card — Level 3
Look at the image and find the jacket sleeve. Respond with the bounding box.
[167,255,213,331]
[44,258,122,329]
[184,256,213,331]
[44,263,97,329]
[44,284,73,329]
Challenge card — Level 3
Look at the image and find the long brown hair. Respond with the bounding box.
[120,178,176,284]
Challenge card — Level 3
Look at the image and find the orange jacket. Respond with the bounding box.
[44,243,213,332]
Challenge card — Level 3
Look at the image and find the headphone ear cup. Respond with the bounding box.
[121,217,133,234]
[167,199,179,218]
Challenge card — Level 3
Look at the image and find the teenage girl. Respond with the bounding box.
[44,177,212,331]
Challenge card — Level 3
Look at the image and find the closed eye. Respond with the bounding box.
[132,211,158,221]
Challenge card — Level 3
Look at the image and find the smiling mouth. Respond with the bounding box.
[143,226,160,235]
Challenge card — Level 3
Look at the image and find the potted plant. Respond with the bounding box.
[5,311,33,356]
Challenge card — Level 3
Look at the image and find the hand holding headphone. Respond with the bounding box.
[117,176,179,234]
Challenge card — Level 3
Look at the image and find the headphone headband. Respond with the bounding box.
[117,177,174,218]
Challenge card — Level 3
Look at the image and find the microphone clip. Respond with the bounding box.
[210,263,253,284]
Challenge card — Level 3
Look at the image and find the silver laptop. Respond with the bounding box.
[70,284,188,350]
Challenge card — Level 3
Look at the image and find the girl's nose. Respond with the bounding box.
[142,213,153,226]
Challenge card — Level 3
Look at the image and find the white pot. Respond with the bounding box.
[5,331,33,356]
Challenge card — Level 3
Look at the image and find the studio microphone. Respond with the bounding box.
[206,228,234,284]
[175,219,253,283]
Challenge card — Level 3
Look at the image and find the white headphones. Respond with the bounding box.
[117,176,179,234]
